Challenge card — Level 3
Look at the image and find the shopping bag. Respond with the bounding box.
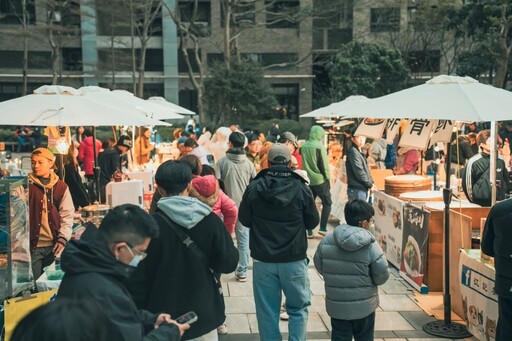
[3,289,57,341]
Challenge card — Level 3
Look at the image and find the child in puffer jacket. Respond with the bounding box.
[190,175,237,236]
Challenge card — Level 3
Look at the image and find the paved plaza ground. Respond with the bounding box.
[219,221,478,341]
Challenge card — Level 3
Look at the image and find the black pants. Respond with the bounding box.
[498,296,512,341]
[31,246,55,280]
[310,181,332,230]
[331,312,375,341]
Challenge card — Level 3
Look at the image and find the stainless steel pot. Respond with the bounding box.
[81,203,110,226]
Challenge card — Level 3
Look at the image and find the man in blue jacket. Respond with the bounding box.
[239,143,319,341]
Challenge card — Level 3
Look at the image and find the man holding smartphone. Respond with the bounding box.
[58,204,189,340]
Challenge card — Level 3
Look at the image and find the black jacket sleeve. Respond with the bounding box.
[481,208,495,257]
[302,186,320,230]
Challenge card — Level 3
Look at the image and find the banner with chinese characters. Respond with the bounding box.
[385,118,402,144]
[459,249,498,341]
[398,119,434,151]
[372,191,404,268]
[400,204,430,292]
[354,118,386,140]
[429,120,455,146]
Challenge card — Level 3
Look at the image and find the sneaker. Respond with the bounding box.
[236,274,247,282]
[307,230,314,239]
[280,311,289,321]
[217,323,228,334]
[318,229,328,236]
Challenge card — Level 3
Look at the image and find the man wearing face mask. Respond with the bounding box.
[97,134,132,203]
[58,204,189,341]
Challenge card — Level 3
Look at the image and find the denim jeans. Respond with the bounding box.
[310,181,332,230]
[235,220,250,276]
[253,259,310,341]
[331,312,375,341]
[347,188,368,202]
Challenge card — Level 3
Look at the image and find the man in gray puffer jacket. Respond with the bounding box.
[314,199,389,341]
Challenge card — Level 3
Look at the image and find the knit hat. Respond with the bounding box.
[117,135,132,149]
[190,175,219,207]
[268,143,291,164]
[31,147,54,162]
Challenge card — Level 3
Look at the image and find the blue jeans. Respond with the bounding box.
[253,260,310,341]
[235,220,250,276]
[347,188,368,202]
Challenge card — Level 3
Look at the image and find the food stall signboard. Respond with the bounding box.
[400,204,430,293]
[398,119,434,151]
[429,120,454,146]
[459,249,498,341]
[354,118,386,140]
[385,119,402,144]
[372,191,404,268]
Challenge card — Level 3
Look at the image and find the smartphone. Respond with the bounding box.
[175,311,198,325]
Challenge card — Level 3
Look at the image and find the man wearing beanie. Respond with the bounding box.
[239,143,319,341]
[98,134,132,203]
[29,148,74,279]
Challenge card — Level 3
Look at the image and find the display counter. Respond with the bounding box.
[458,249,497,341]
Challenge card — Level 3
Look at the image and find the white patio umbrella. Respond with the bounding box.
[0,85,172,127]
[80,87,184,120]
[300,95,369,118]
[147,96,196,117]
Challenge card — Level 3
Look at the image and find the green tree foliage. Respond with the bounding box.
[204,61,278,127]
[326,42,410,99]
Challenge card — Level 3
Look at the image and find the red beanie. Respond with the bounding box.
[191,175,217,197]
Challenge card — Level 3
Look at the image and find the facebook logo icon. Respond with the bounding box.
[462,265,471,287]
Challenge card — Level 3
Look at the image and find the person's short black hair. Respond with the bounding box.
[179,154,202,175]
[201,164,216,176]
[155,160,192,196]
[229,132,246,148]
[344,199,375,227]
[184,138,198,148]
[11,298,108,341]
[246,133,260,144]
[99,204,159,246]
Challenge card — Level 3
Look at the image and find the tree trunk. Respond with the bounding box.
[22,0,28,95]
[223,0,231,67]
[129,0,137,94]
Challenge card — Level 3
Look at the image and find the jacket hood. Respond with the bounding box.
[333,224,375,251]
[157,196,212,229]
[29,171,59,190]
[61,225,132,281]
[226,150,249,163]
[254,166,301,207]
[82,136,96,147]
[308,126,325,141]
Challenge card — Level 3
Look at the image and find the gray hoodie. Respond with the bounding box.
[157,196,212,228]
[313,224,390,320]
[215,149,256,206]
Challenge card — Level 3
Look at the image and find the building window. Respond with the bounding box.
[178,0,210,23]
[0,0,36,25]
[265,0,300,29]
[178,49,202,73]
[370,7,400,33]
[272,84,299,120]
[98,49,163,72]
[242,53,299,70]
[96,0,162,36]
[179,89,198,114]
[0,83,42,101]
[407,50,440,73]
[221,0,256,27]
[207,53,224,67]
[62,48,83,71]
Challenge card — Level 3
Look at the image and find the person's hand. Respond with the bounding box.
[154,313,173,328]
[370,184,377,193]
[172,322,190,336]
[53,243,65,256]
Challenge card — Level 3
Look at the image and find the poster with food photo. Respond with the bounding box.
[372,191,404,268]
[400,204,430,292]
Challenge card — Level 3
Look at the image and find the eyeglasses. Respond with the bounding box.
[124,242,147,261]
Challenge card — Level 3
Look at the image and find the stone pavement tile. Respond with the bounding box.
[317,312,331,331]
[380,339,407,341]
[399,311,437,330]
[224,296,256,314]
[306,312,329,332]
[375,311,415,330]
[395,330,450,338]
[310,280,325,295]
[375,330,399,338]
[381,277,414,294]
[226,281,253,297]
[310,294,325,312]
[379,294,422,311]
[224,313,253,334]
[308,268,323,281]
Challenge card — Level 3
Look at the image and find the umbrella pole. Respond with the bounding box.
[92,126,101,203]
[423,141,472,338]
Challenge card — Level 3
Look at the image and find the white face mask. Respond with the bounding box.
[129,254,144,267]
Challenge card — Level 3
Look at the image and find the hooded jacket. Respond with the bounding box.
[239,165,319,263]
[78,136,102,176]
[300,126,330,186]
[58,226,180,341]
[313,224,390,320]
[98,146,125,187]
[346,146,374,191]
[128,196,239,340]
[462,153,510,206]
[190,175,238,235]
[215,148,256,206]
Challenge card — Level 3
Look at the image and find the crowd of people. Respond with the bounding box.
[8,119,512,340]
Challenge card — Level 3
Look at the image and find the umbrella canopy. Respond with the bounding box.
[0,85,172,127]
[301,95,369,118]
[147,96,196,116]
[342,75,512,121]
[80,87,184,120]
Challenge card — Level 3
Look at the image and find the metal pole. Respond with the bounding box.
[92,126,101,203]
[490,121,497,206]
